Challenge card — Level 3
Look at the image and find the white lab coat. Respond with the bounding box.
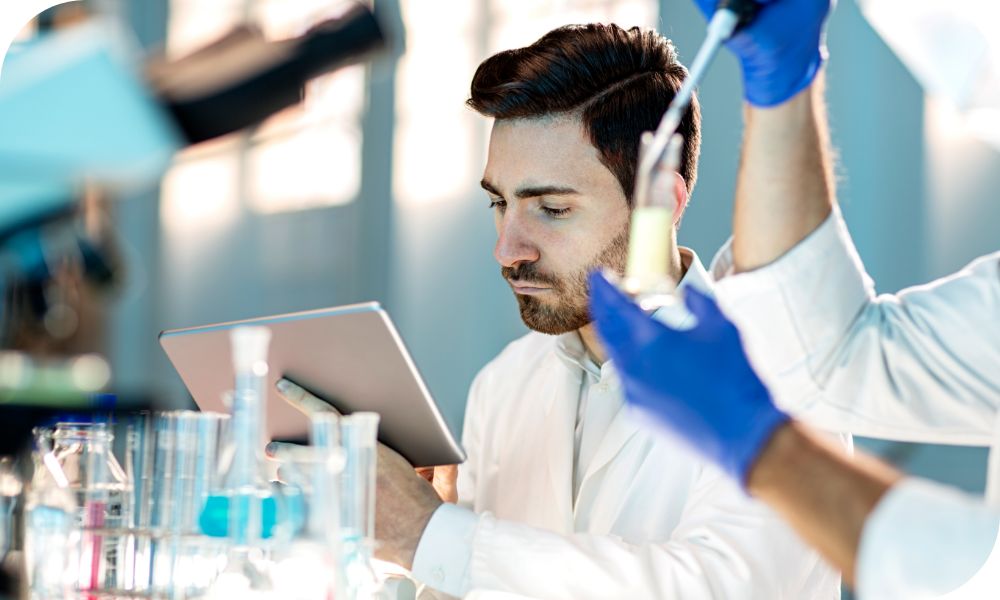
[413,253,839,599]
[711,208,1000,491]
[710,208,1000,597]
[856,478,1000,598]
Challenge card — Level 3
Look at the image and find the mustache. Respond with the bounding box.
[501,263,560,287]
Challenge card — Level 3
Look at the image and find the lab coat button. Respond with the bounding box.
[432,567,444,583]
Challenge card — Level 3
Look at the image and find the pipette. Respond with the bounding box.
[633,0,761,210]
[624,0,761,305]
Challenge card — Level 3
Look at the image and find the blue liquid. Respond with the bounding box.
[198,493,277,539]
[198,488,304,539]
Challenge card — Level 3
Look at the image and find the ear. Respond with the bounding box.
[672,172,689,226]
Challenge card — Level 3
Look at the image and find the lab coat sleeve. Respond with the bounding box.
[857,478,1000,599]
[710,208,1000,444]
[416,466,835,599]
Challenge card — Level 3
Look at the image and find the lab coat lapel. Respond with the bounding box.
[538,359,578,532]
[576,399,642,500]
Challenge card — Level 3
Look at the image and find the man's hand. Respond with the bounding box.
[415,465,459,503]
[694,0,832,107]
[374,443,444,569]
[274,376,445,568]
[588,271,789,486]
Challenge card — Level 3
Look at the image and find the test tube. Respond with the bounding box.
[338,413,381,600]
[148,411,228,597]
[125,413,154,591]
[309,413,345,545]
[623,133,685,305]
[339,412,379,544]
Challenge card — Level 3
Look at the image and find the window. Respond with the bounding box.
[161,0,364,231]
[392,0,656,206]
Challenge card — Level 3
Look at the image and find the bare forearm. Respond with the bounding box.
[747,422,902,584]
[733,74,835,273]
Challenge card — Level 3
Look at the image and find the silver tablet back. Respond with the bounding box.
[159,302,465,467]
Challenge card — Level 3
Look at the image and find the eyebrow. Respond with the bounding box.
[480,179,579,200]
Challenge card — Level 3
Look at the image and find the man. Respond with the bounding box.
[589,0,1000,596]
[366,23,838,599]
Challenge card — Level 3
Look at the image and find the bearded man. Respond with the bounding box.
[363,23,840,599]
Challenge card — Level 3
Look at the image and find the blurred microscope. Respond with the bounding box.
[0,2,397,598]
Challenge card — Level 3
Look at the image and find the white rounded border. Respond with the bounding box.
[0,0,80,80]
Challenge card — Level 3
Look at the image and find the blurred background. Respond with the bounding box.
[10,0,1000,573]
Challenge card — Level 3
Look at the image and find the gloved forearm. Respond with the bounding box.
[589,271,901,584]
[588,272,788,485]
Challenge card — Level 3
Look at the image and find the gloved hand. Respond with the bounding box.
[588,271,789,485]
[694,0,832,107]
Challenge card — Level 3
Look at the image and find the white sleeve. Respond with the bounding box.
[417,467,835,599]
[857,479,1000,599]
[711,209,1000,444]
[411,504,479,596]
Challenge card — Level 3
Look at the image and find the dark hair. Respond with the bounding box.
[468,23,701,205]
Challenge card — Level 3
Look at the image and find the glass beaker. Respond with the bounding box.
[35,420,132,595]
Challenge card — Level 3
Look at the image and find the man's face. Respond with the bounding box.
[482,116,630,335]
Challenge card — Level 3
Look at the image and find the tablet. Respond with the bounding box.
[158,302,465,467]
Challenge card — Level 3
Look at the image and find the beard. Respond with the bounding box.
[502,228,629,335]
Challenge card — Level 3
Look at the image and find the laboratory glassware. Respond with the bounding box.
[339,412,382,600]
[623,133,686,310]
[270,412,347,600]
[200,326,283,597]
[24,444,78,599]
[29,420,132,595]
[623,0,762,309]
[148,410,229,597]
[0,458,20,562]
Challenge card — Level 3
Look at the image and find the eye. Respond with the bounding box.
[541,206,571,218]
[488,199,507,212]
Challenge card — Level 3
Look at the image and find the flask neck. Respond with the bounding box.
[52,422,113,449]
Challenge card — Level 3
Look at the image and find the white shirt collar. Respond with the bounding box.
[555,330,602,381]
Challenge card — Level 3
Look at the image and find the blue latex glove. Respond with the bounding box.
[694,0,832,107]
[588,271,789,485]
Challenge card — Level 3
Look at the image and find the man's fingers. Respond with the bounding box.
[415,466,435,482]
[265,440,297,460]
[411,465,458,502]
[276,377,340,417]
[433,464,459,504]
[265,441,321,466]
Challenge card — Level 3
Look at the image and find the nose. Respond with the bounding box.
[494,212,539,270]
